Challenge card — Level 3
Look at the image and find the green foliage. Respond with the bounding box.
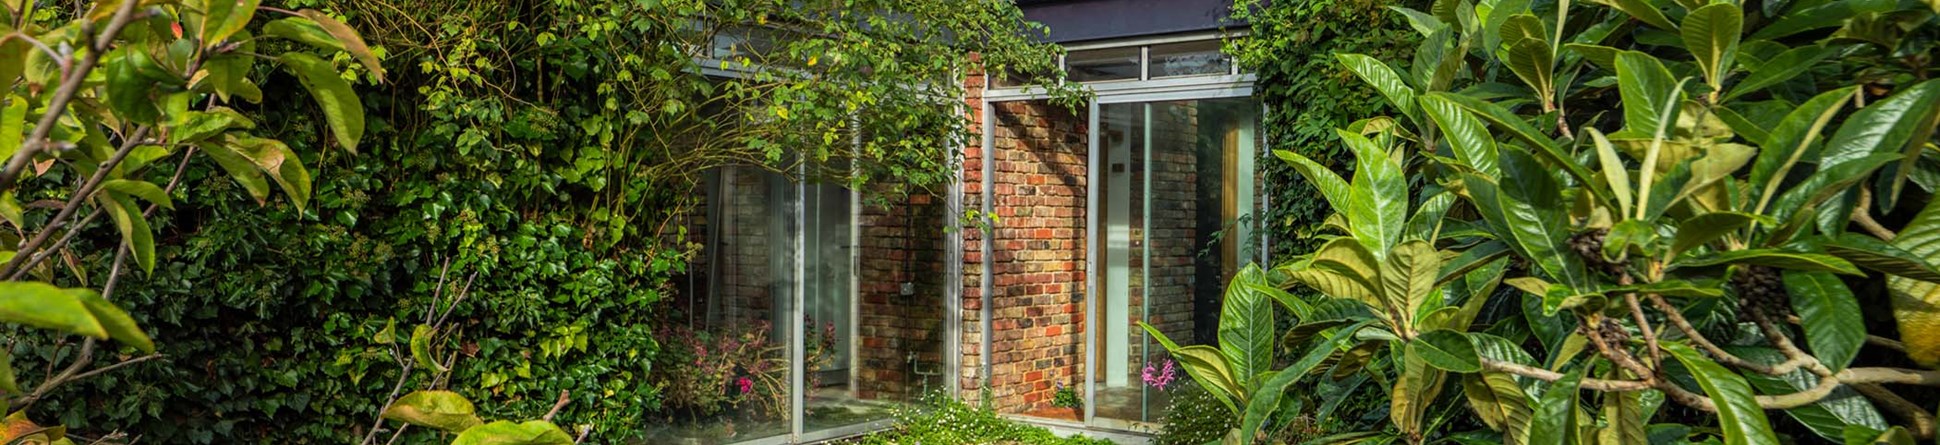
[1231,0,1428,258]
[7,0,1067,443]
[1156,384,1239,445]
[840,395,1116,445]
[1199,0,1940,443]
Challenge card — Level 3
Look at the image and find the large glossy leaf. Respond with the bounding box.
[1593,0,1677,30]
[1405,190,1457,242]
[1784,271,1864,371]
[1886,194,1940,366]
[1384,240,1441,329]
[1338,54,1419,120]
[1393,347,1449,440]
[278,52,366,153]
[262,18,347,52]
[1220,266,1276,384]
[1527,367,1583,444]
[1241,321,1369,441]
[1435,240,1511,287]
[1342,130,1408,255]
[1599,380,1648,445]
[297,9,386,82]
[1817,79,1940,175]
[1681,4,1742,94]
[1469,151,1591,289]
[1724,45,1833,101]
[1504,38,1556,106]
[1615,51,1681,138]
[1750,0,1898,39]
[1676,248,1862,275]
[1672,212,1760,257]
[1409,329,1481,372]
[1752,86,1859,212]
[1728,346,1886,443]
[1463,372,1532,442]
[1143,323,1243,412]
[1277,150,1350,215]
[1589,128,1635,217]
[450,420,575,445]
[1664,343,1780,445]
[101,179,173,211]
[1820,233,1940,282]
[1420,94,1500,175]
[1769,153,1904,230]
[382,390,485,433]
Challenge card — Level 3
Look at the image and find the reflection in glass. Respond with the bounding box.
[1096,97,1257,426]
[653,167,798,444]
[1067,47,1141,82]
[1148,41,1231,78]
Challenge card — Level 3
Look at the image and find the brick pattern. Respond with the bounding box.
[964,91,1093,414]
[1125,102,1201,379]
[853,189,950,400]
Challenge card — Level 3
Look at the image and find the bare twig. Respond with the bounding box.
[543,390,570,422]
[1868,335,1908,352]
[0,0,141,193]
[1,127,154,279]
[1854,185,1898,241]
[1480,358,1654,391]
[67,353,165,382]
[1853,383,1938,439]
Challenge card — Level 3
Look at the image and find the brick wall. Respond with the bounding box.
[853,189,950,400]
[964,89,1093,414]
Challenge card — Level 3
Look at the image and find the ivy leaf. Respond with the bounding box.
[382,390,484,433]
[1664,343,1780,445]
[451,420,574,445]
[297,10,386,82]
[278,52,365,153]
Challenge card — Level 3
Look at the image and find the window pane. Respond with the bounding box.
[1066,47,1140,82]
[1148,41,1230,78]
[655,167,798,444]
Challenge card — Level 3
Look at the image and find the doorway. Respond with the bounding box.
[1092,96,1258,426]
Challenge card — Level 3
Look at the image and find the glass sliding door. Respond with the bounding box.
[1093,96,1258,426]
[656,166,800,445]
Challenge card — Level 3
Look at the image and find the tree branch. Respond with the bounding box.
[0,0,141,193]
[1480,358,1654,391]
[1854,185,1897,241]
[1,126,154,279]
[1853,383,1937,439]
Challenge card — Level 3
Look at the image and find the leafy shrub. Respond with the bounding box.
[840,395,1117,445]
[1155,383,1237,445]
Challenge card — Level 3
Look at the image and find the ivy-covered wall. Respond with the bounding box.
[1231,0,1427,258]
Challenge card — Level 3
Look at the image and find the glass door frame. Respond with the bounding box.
[1085,87,1262,431]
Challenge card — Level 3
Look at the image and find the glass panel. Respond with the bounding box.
[1094,101,1149,423]
[1148,41,1231,78]
[653,166,798,444]
[1066,47,1140,82]
[1095,97,1259,426]
[984,100,1091,421]
[803,185,954,432]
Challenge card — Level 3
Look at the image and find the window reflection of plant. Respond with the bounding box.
[653,316,837,421]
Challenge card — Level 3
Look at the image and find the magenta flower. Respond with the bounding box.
[1142,358,1177,390]
[736,376,754,394]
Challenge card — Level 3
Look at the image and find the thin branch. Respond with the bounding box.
[1854,185,1897,241]
[1868,335,1907,352]
[1,127,154,279]
[1853,383,1938,439]
[1646,293,1803,375]
[0,0,141,193]
[1480,358,1654,391]
[67,353,165,382]
[543,390,570,422]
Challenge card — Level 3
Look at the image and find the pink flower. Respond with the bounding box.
[736,376,754,394]
[1142,358,1178,390]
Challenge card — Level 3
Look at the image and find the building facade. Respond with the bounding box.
[657,1,1262,443]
